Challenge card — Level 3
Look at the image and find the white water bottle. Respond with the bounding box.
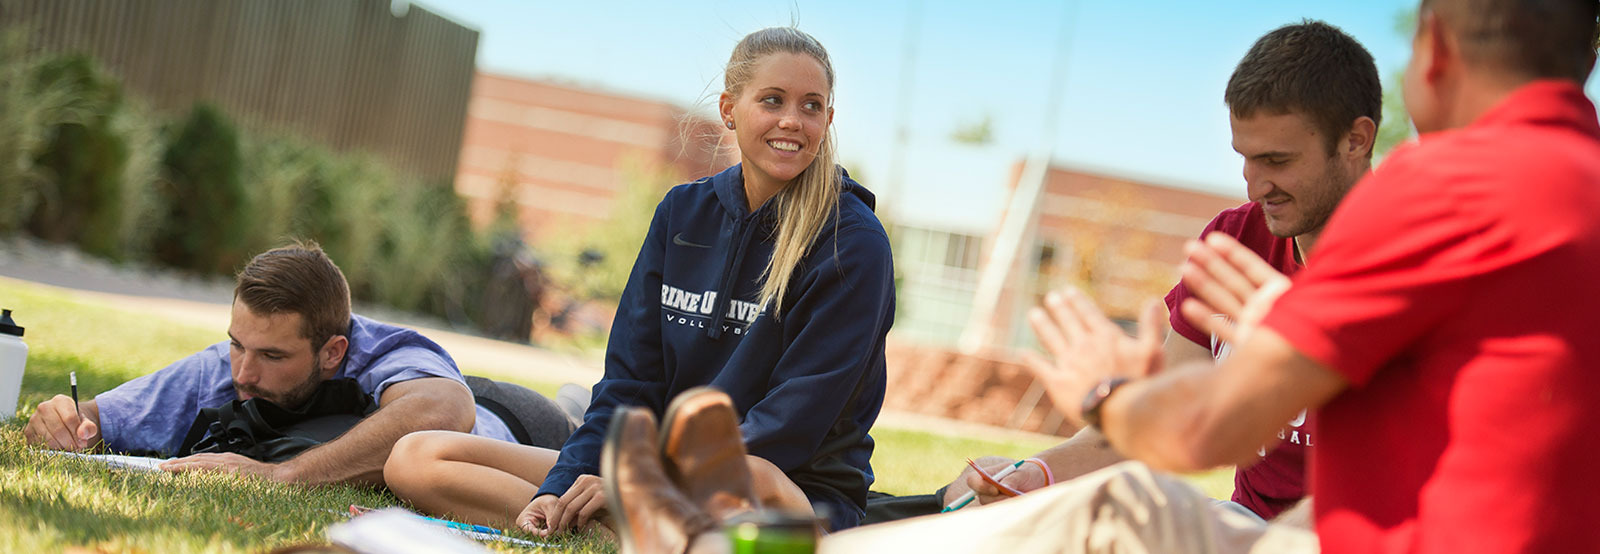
[0,309,26,420]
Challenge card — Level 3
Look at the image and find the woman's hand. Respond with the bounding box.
[517,475,607,536]
[516,494,558,536]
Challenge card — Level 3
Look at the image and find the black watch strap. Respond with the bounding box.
[1080,377,1131,430]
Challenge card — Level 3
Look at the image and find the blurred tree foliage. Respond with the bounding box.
[539,156,680,303]
[950,114,995,145]
[154,102,248,274]
[25,54,162,262]
[1374,9,1417,160]
[235,130,492,329]
[25,54,125,244]
[0,28,74,234]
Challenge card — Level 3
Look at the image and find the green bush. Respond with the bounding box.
[234,131,493,327]
[101,101,165,260]
[25,54,162,261]
[26,54,125,245]
[238,134,320,255]
[154,103,249,274]
[0,28,75,234]
[373,180,480,315]
[5,33,505,335]
[235,133,387,296]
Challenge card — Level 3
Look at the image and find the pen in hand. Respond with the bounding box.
[69,371,83,419]
[69,371,85,448]
[942,458,1027,512]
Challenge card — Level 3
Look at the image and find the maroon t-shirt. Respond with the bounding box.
[1163,201,1309,520]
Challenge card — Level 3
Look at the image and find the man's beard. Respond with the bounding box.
[235,364,325,410]
[1274,157,1355,239]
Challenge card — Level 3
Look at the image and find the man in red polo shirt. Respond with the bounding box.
[943,20,1380,523]
[1009,0,1600,552]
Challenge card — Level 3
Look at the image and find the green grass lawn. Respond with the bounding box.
[0,277,1230,552]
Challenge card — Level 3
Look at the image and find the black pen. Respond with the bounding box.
[69,371,83,421]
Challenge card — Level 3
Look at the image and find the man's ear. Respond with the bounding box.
[1344,116,1378,159]
[318,335,348,378]
[1419,11,1452,86]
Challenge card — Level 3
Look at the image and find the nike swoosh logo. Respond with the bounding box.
[672,233,712,249]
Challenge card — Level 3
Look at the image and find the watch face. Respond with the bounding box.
[1081,377,1129,429]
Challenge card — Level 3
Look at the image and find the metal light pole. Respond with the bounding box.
[958,0,1080,354]
[882,1,921,226]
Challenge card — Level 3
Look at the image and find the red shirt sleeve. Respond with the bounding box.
[1263,146,1505,386]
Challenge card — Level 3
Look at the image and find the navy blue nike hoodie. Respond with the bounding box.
[536,164,894,531]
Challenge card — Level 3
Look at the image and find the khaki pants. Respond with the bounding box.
[822,462,1317,554]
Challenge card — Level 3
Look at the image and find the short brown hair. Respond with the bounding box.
[1225,20,1382,158]
[1422,0,1599,82]
[234,241,351,350]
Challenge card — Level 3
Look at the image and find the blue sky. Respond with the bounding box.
[419,0,1598,231]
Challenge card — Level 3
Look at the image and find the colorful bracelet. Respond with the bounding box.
[1025,457,1054,486]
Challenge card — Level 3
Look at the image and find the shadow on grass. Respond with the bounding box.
[0,423,404,551]
[0,485,191,546]
[18,351,146,418]
[0,426,602,552]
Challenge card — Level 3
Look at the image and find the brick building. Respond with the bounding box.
[894,160,1244,352]
[986,161,1245,350]
[453,73,736,240]
[886,160,1246,434]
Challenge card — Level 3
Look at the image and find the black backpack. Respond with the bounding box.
[177,378,377,463]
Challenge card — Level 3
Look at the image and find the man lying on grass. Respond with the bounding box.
[22,241,574,486]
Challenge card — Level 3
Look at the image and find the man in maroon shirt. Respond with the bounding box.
[944,20,1381,523]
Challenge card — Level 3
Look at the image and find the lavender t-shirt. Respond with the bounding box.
[94,314,515,455]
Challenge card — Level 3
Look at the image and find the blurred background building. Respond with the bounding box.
[893,161,1240,353]
[6,0,478,183]
[453,72,735,238]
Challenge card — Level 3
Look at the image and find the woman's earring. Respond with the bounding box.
[725,121,735,130]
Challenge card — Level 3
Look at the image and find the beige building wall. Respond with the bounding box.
[980,162,1244,351]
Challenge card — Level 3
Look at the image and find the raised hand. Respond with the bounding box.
[1179,232,1293,347]
[1020,288,1166,426]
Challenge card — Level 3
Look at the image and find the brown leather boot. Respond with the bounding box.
[603,406,717,554]
[660,387,758,523]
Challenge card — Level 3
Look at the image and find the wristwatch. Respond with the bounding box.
[1080,377,1131,430]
